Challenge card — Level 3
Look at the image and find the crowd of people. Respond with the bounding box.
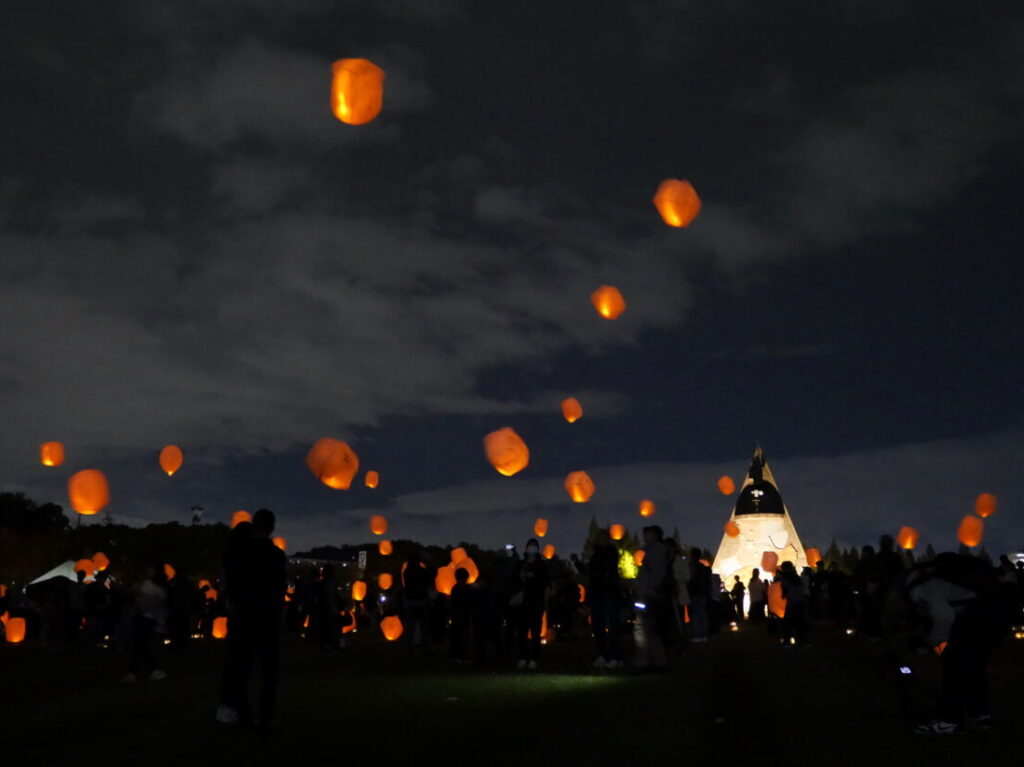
[2,522,1022,736]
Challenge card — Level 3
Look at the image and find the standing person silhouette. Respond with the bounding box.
[216,510,287,727]
[515,539,549,670]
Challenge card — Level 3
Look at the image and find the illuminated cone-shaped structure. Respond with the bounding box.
[712,446,808,585]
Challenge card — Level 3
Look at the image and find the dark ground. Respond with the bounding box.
[3,623,1022,766]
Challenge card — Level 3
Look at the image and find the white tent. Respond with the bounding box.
[712,446,808,584]
[28,560,82,586]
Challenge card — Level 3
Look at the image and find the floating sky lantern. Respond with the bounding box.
[74,558,95,578]
[975,493,997,519]
[452,556,479,584]
[92,552,109,571]
[212,617,228,639]
[365,470,380,489]
[351,580,367,602]
[484,427,530,476]
[378,540,393,556]
[231,510,251,528]
[633,550,646,567]
[378,573,393,591]
[610,523,625,541]
[639,500,656,517]
[68,470,109,515]
[272,536,287,552]
[958,515,984,548]
[724,520,740,538]
[542,544,556,560]
[896,526,920,550]
[370,515,388,536]
[534,518,549,538]
[564,471,595,503]
[198,580,211,591]
[5,617,26,644]
[761,551,779,574]
[590,285,626,320]
[159,445,183,476]
[717,475,736,495]
[330,58,385,126]
[653,179,701,228]
[767,581,787,619]
[39,441,65,467]
[306,438,360,490]
[805,548,823,569]
[561,397,583,423]
[164,563,176,581]
[205,588,219,602]
[380,615,403,641]
[435,564,457,596]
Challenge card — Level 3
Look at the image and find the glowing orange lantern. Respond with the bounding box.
[92,552,110,571]
[74,559,95,578]
[542,544,556,560]
[534,518,549,538]
[761,551,779,573]
[212,616,228,639]
[975,493,997,519]
[341,610,357,634]
[378,540,393,556]
[578,584,586,603]
[609,523,625,541]
[351,580,367,601]
[198,579,211,590]
[435,564,457,596]
[365,470,380,489]
[231,510,251,528]
[450,547,468,563]
[633,550,646,567]
[561,397,583,423]
[590,285,626,320]
[724,520,740,538]
[5,617,26,644]
[68,470,109,515]
[717,475,736,495]
[565,471,595,503]
[205,588,219,602]
[39,441,65,467]
[378,573,393,590]
[331,58,385,126]
[639,500,656,517]
[163,563,176,581]
[380,615,403,641]
[370,515,387,536]
[452,557,479,584]
[767,581,787,618]
[957,515,984,548]
[896,526,920,550]
[805,548,822,569]
[484,427,530,476]
[306,438,360,490]
[272,536,286,552]
[653,179,701,228]
[159,445,183,476]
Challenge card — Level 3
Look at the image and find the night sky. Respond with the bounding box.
[2,1,1022,555]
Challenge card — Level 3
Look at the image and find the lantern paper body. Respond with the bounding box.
[92,552,110,571]
[590,285,626,320]
[565,471,595,503]
[484,427,530,476]
[68,470,110,515]
[40,441,65,467]
[231,510,251,528]
[370,515,388,536]
[331,58,385,126]
[805,548,822,569]
[896,526,920,550]
[380,615,403,641]
[761,551,779,574]
[212,617,228,639]
[75,559,95,578]
[272,536,287,552]
[767,581,787,619]
[609,524,625,541]
[633,550,646,567]
[724,520,741,538]
[205,588,219,602]
[534,518,549,538]
[542,544,556,560]
[435,565,457,596]
[378,540,393,556]
[159,445,183,476]
[717,475,736,495]
[653,179,701,228]
[958,515,984,548]
[639,500,656,518]
[5,617,26,644]
[578,584,586,603]
[561,397,583,423]
[351,580,367,602]
[452,557,479,584]
[451,547,468,563]
[306,438,360,490]
[975,493,997,518]
[365,470,380,489]
[198,580,211,591]
[378,573,393,591]
[163,563,176,581]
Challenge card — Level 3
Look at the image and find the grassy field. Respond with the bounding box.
[3,623,1022,766]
